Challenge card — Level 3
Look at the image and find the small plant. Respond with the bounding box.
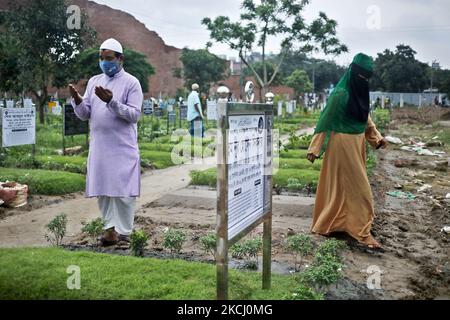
[296,238,347,293]
[230,237,263,270]
[44,214,67,246]
[315,239,347,263]
[130,229,149,257]
[163,229,186,253]
[81,218,105,245]
[286,178,303,192]
[199,233,216,260]
[284,284,324,300]
[230,242,246,259]
[298,257,343,292]
[284,234,314,271]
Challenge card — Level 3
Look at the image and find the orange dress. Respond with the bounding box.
[307,116,383,246]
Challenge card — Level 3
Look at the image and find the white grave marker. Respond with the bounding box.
[2,108,36,147]
[207,100,218,120]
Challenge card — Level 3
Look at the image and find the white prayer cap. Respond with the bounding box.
[100,38,123,54]
[192,83,199,90]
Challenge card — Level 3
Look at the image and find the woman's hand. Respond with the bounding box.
[307,153,318,163]
[377,138,388,150]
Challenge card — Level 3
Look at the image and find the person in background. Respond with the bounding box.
[307,53,388,250]
[187,83,205,137]
[68,38,143,246]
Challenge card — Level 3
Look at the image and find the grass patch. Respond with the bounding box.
[278,158,322,171]
[139,150,176,169]
[35,155,87,174]
[0,168,85,195]
[139,143,176,153]
[190,167,319,192]
[273,169,319,191]
[279,149,309,159]
[0,247,297,300]
[437,127,450,146]
[190,168,217,187]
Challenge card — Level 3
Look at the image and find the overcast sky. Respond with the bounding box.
[94,0,450,68]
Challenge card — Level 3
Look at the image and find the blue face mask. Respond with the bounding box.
[99,60,122,77]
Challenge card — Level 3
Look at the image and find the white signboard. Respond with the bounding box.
[207,100,218,121]
[227,115,266,240]
[2,108,36,147]
[167,104,174,112]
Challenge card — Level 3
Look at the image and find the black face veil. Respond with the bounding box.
[346,63,373,123]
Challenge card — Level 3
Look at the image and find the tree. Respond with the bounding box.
[434,69,450,98]
[174,48,228,95]
[72,47,155,92]
[2,0,96,124]
[371,44,429,92]
[202,0,347,96]
[279,50,346,92]
[0,28,21,96]
[285,69,313,98]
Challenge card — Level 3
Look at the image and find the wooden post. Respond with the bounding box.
[262,215,272,289]
[216,97,229,300]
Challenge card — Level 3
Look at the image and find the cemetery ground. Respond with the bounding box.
[0,108,449,299]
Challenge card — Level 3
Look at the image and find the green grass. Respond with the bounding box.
[0,247,297,300]
[190,167,320,192]
[35,155,87,174]
[279,149,309,159]
[437,127,450,146]
[278,158,322,171]
[273,169,319,190]
[139,150,177,169]
[0,168,85,195]
[190,168,217,187]
[139,143,178,153]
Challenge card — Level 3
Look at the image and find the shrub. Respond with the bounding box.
[230,237,263,270]
[296,238,347,292]
[284,284,324,300]
[130,230,149,257]
[286,132,313,150]
[44,214,67,246]
[298,257,343,291]
[163,229,186,253]
[81,218,105,245]
[315,239,347,264]
[284,234,314,271]
[199,233,216,260]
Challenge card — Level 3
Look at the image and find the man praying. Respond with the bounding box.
[68,38,143,246]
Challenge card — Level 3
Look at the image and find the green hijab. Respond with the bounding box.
[314,53,374,156]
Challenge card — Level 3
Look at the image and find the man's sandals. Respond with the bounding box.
[98,228,130,246]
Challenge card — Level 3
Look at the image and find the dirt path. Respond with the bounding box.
[0,158,216,248]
